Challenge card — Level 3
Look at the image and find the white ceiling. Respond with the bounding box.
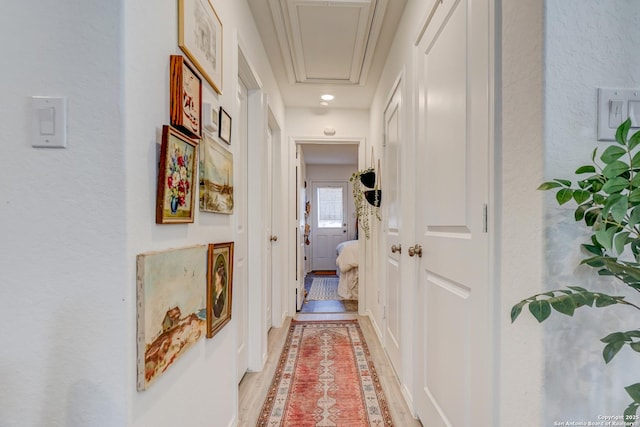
[248,0,407,109]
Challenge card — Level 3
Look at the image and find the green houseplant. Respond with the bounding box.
[350,167,382,239]
[512,119,640,416]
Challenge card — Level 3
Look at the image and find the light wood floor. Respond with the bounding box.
[237,313,422,426]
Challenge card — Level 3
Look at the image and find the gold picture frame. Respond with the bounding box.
[206,242,234,339]
[156,126,198,224]
[178,0,223,94]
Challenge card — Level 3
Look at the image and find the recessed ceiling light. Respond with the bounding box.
[321,94,334,101]
[320,101,329,106]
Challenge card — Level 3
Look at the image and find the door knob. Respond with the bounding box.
[391,244,402,254]
[270,235,278,242]
[408,244,423,258]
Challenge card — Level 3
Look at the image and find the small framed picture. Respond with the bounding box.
[170,55,202,138]
[206,241,234,338]
[156,125,198,224]
[219,107,232,145]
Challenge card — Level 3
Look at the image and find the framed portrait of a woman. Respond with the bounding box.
[206,241,234,338]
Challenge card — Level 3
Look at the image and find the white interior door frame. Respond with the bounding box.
[288,137,367,315]
[238,43,269,372]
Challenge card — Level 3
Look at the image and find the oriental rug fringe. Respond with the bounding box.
[258,320,394,426]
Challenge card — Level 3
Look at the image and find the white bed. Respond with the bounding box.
[336,240,359,299]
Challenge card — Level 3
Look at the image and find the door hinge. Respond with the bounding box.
[482,204,488,233]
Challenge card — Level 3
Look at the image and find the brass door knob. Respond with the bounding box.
[408,244,423,258]
[270,235,278,242]
[391,244,402,254]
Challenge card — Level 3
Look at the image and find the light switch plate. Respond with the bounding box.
[31,96,67,148]
[597,88,640,141]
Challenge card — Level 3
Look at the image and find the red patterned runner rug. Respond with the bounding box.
[258,319,394,426]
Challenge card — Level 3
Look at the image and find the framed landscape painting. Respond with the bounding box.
[170,55,202,138]
[199,134,233,214]
[206,242,234,339]
[156,126,198,224]
[136,245,207,390]
[178,0,223,94]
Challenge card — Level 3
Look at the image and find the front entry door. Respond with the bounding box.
[414,0,494,425]
[310,181,348,272]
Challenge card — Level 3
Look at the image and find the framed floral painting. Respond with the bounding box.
[178,0,223,94]
[170,55,202,138]
[206,242,234,339]
[156,126,198,224]
[199,134,233,214]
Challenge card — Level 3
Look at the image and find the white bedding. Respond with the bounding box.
[336,240,359,299]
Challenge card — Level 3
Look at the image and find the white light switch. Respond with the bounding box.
[32,96,66,148]
[598,88,640,141]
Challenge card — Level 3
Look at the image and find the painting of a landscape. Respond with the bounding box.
[136,245,207,391]
[199,134,233,214]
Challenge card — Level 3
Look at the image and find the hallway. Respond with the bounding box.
[237,313,421,426]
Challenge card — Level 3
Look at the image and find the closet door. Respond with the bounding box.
[413,0,495,425]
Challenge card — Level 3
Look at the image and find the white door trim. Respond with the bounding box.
[288,137,367,315]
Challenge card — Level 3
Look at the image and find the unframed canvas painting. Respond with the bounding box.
[136,245,207,391]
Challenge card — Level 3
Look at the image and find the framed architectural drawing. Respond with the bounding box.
[206,242,234,339]
[156,126,198,224]
[170,55,202,138]
[136,245,207,390]
[178,0,223,94]
[199,134,233,214]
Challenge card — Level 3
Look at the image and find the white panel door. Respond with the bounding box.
[311,181,349,271]
[414,0,494,425]
[383,82,402,376]
[235,79,249,381]
[265,127,273,333]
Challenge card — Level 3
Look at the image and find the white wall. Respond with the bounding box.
[0,1,127,426]
[500,0,544,425]
[542,0,640,422]
[1,0,284,426]
[124,1,283,426]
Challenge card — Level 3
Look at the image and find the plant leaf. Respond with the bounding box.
[630,188,640,203]
[595,223,616,251]
[602,160,630,178]
[603,340,625,363]
[603,193,628,224]
[624,402,640,418]
[616,118,632,145]
[538,181,564,191]
[626,383,640,404]
[629,129,640,150]
[601,332,626,343]
[549,295,576,316]
[556,188,574,205]
[575,165,596,174]
[554,179,572,187]
[572,190,591,204]
[602,177,629,194]
[614,231,631,256]
[630,342,640,352]
[595,294,619,307]
[511,301,526,323]
[528,300,552,322]
[600,145,627,163]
